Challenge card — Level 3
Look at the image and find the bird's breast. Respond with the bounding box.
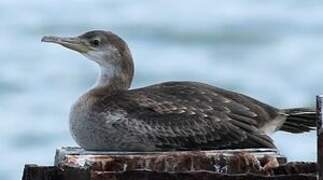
[68,93,156,151]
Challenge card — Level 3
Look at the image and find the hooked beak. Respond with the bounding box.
[41,36,90,53]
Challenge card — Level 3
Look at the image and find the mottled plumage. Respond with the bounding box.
[42,30,316,151]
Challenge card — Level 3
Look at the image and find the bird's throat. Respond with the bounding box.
[92,61,134,96]
[96,65,118,88]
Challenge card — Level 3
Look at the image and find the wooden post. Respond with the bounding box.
[317,95,323,179]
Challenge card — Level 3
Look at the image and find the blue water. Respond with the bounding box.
[1,0,323,179]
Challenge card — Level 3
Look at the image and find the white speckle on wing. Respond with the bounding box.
[202,114,208,117]
[105,112,126,124]
[224,99,231,103]
[224,107,231,112]
[250,112,258,117]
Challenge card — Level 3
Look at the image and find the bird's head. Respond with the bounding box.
[41,30,132,68]
[42,30,134,90]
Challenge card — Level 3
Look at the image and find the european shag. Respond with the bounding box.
[41,30,315,151]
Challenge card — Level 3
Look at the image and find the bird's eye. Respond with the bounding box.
[91,39,100,47]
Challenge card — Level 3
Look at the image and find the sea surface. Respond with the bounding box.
[1,0,323,180]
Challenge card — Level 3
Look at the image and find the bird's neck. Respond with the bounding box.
[91,58,134,96]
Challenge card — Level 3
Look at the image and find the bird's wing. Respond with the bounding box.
[103,81,278,150]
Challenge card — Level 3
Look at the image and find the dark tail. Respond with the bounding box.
[280,108,316,133]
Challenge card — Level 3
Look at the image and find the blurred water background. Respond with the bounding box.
[1,0,323,179]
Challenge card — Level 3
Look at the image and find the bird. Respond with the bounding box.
[41,30,316,152]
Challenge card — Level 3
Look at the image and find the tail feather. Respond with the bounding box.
[280,108,316,133]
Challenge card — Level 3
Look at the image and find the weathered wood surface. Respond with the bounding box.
[22,163,317,180]
[21,147,317,180]
[55,147,287,174]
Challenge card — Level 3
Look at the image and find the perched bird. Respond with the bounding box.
[42,30,316,151]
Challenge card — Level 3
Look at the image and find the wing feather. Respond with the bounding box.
[99,81,278,150]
